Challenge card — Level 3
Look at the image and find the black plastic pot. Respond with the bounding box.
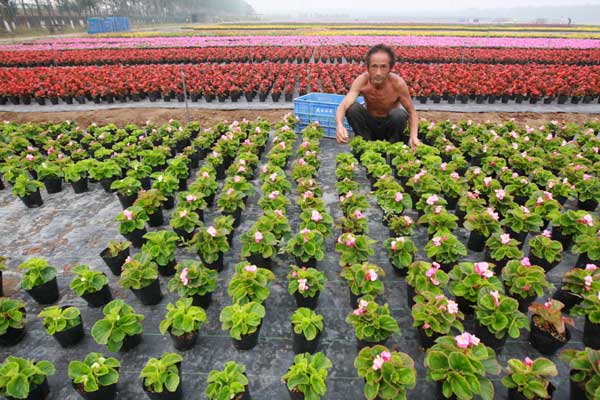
[169,329,199,351]
[529,317,570,355]
[292,328,321,354]
[570,370,587,400]
[81,283,113,308]
[507,229,528,247]
[417,327,442,349]
[192,292,212,309]
[131,279,163,305]
[99,177,117,193]
[552,288,582,314]
[140,177,152,190]
[552,226,572,251]
[54,318,85,348]
[232,323,261,350]
[6,377,49,400]
[174,227,195,243]
[71,178,89,193]
[454,296,475,317]
[124,227,147,248]
[508,383,554,400]
[27,277,59,304]
[294,291,319,309]
[42,177,62,193]
[224,208,243,228]
[73,381,118,400]
[356,336,388,351]
[246,253,271,269]
[100,247,130,276]
[164,196,175,210]
[528,251,559,273]
[517,295,537,314]
[473,319,506,351]
[158,259,177,277]
[575,253,596,269]
[117,192,138,209]
[0,320,26,347]
[467,230,486,252]
[295,257,317,269]
[205,192,215,207]
[148,209,164,227]
[120,332,142,352]
[583,316,600,349]
[20,189,43,208]
[579,199,598,212]
[203,253,224,272]
[143,378,183,400]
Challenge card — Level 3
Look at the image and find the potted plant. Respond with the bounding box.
[573,229,600,268]
[205,361,251,400]
[119,253,162,305]
[354,345,416,400]
[335,233,376,267]
[0,298,26,346]
[110,177,142,209]
[340,208,370,235]
[141,230,179,276]
[70,264,112,307]
[412,291,464,349]
[176,190,207,216]
[227,261,276,305]
[473,289,530,351]
[291,307,324,354]
[38,305,84,347]
[551,210,595,250]
[554,264,600,312]
[484,232,524,271]
[424,233,467,271]
[571,290,600,349]
[189,170,218,207]
[35,161,63,193]
[464,207,502,252]
[286,229,326,268]
[168,260,218,308]
[63,160,89,193]
[19,257,59,304]
[68,352,120,400]
[169,207,201,242]
[189,224,230,271]
[12,174,44,207]
[418,206,459,238]
[116,206,149,247]
[377,188,413,219]
[219,301,265,350]
[217,188,246,227]
[502,258,551,312]
[528,299,574,355]
[501,357,557,400]
[0,356,55,400]
[448,261,504,315]
[502,205,543,243]
[382,236,417,276]
[528,234,563,272]
[240,225,278,269]
[346,298,400,349]
[287,265,326,309]
[159,297,207,351]
[424,333,500,400]
[281,352,332,400]
[100,240,130,275]
[151,172,179,209]
[405,261,449,308]
[341,262,386,308]
[139,353,184,400]
[299,209,334,239]
[560,347,600,400]
[91,299,144,352]
[134,189,167,227]
[88,160,122,192]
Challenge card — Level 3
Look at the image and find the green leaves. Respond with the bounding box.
[139,353,183,393]
[18,257,56,290]
[91,300,144,352]
[291,308,324,340]
[0,357,55,399]
[281,352,332,399]
[69,264,108,296]
[0,298,26,335]
[219,301,265,340]
[159,297,207,337]
[37,305,81,335]
[68,353,120,393]
[205,361,248,400]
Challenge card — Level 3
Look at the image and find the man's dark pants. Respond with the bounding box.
[345,102,409,143]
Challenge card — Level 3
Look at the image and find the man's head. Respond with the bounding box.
[365,44,395,86]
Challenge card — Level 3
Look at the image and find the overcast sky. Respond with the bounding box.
[247,0,600,13]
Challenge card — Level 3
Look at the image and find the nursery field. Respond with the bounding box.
[0,114,599,400]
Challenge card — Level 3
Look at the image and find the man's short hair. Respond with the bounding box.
[366,44,396,69]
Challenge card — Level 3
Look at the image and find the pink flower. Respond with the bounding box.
[311,210,323,222]
[245,264,257,273]
[269,173,277,182]
[180,268,189,286]
[586,264,598,271]
[123,210,133,220]
[578,214,594,227]
[254,231,263,243]
[432,236,442,247]
[455,333,471,349]
[521,257,531,267]
[365,269,378,281]
[353,209,364,219]
[226,188,234,196]
[298,158,306,166]
[490,290,501,307]
[441,163,447,171]
[274,209,284,218]
[495,189,506,200]
[500,233,511,245]
[403,216,413,226]
[426,194,439,205]
[541,229,552,238]
[524,284,530,292]
[583,174,592,181]
[423,322,431,329]
[201,172,210,179]
[474,262,494,278]
[381,351,391,362]
[486,208,499,221]
[303,191,314,199]
[353,299,369,316]
[345,234,356,247]
[450,172,460,180]
[207,226,217,237]
[186,194,197,202]
[484,177,492,187]
[125,256,133,264]
[25,154,34,161]
[434,205,443,215]
[585,275,593,289]
[298,278,309,291]
[447,300,459,314]
[301,141,309,148]
[179,210,188,218]
[390,240,398,251]
[372,355,385,370]
[269,190,280,200]
[524,357,533,367]
[233,175,241,183]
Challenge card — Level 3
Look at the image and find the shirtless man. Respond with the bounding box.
[335,44,420,149]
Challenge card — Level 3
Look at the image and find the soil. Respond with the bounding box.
[0,108,598,128]
[532,315,569,342]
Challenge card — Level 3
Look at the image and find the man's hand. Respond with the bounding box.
[409,135,420,151]
[336,125,349,144]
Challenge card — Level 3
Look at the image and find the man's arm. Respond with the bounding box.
[335,75,365,144]
[397,79,421,150]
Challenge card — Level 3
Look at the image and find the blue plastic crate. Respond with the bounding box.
[87,18,105,34]
[294,92,364,138]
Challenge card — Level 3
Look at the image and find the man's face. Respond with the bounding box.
[367,51,391,86]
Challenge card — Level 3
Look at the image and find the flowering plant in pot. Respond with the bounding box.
[406,261,449,307]
[68,352,120,400]
[551,210,596,249]
[383,236,417,275]
[574,174,600,210]
[354,345,416,400]
[336,178,360,197]
[559,347,600,400]
[377,188,413,218]
[258,190,290,212]
[151,172,179,206]
[38,305,84,348]
[464,207,502,251]
[299,209,333,238]
[169,207,202,242]
[159,297,207,351]
[346,298,400,348]
[528,299,574,355]
[571,290,600,349]
[418,206,459,237]
[118,253,162,305]
[424,333,500,400]
[88,160,122,191]
[502,205,543,241]
[134,189,167,227]
[340,208,370,235]
[110,177,141,208]
[100,240,130,275]
[219,301,265,350]
[288,266,326,309]
[502,259,550,312]
[285,229,326,268]
[224,175,254,199]
[139,353,184,400]
[414,193,448,216]
[0,298,26,346]
[217,188,246,222]
[296,178,323,199]
[0,356,55,400]
[424,233,467,271]
[261,171,292,195]
[257,210,292,242]
[70,264,112,307]
[484,232,524,269]
[35,161,63,193]
[205,361,250,400]
[189,173,218,206]
[140,230,178,276]
[291,307,324,354]
[176,191,207,215]
[116,206,149,247]
[501,357,557,400]
[12,174,44,207]
[573,229,600,268]
[528,233,563,272]
[448,262,504,314]
[189,224,230,271]
[281,352,332,400]
[525,191,561,225]
[91,300,144,352]
[335,233,376,267]
[341,262,386,308]
[555,264,600,312]
[19,257,59,304]
[167,260,217,308]
[387,214,416,237]
[473,289,529,351]
[411,292,464,349]
[339,191,369,217]
[227,261,276,305]
[240,225,278,268]
[63,160,90,192]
